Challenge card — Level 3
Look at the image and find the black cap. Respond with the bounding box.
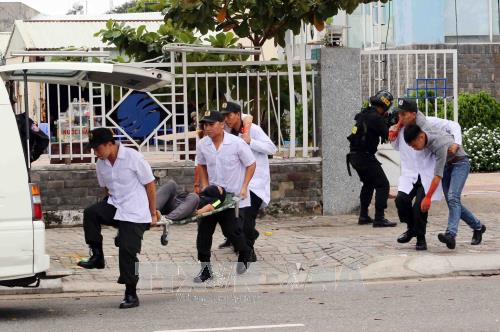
[220,101,241,114]
[199,110,224,123]
[87,128,114,149]
[395,98,418,113]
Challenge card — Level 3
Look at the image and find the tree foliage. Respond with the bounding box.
[163,0,386,47]
[95,19,248,63]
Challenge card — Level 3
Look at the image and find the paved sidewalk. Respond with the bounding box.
[3,173,500,295]
[38,192,500,294]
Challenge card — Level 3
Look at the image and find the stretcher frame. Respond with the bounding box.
[156,194,240,246]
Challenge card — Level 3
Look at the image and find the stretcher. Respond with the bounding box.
[156,194,240,246]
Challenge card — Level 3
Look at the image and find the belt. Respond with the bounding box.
[447,156,467,164]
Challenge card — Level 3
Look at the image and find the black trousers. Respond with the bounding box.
[240,191,263,249]
[83,200,149,286]
[196,208,250,262]
[348,152,389,219]
[395,177,428,237]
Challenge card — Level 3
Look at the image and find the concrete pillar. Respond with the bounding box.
[320,48,362,215]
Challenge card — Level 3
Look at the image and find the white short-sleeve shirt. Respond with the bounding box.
[96,143,155,223]
[196,133,256,208]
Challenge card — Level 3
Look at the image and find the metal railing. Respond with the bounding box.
[41,58,319,163]
[360,49,458,121]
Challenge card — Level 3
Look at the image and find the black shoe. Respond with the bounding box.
[119,294,139,309]
[249,249,257,263]
[193,264,213,283]
[218,238,232,249]
[416,237,427,251]
[77,244,105,269]
[237,251,250,274]
[438,232,456,249]
[358,216,374,225]
[471,225,486,245]
[373,218,397,228]
[397,231,415,243]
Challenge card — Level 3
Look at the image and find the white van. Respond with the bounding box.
[0,61,171,287]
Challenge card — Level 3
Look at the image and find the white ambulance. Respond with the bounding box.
[0,61,171,287]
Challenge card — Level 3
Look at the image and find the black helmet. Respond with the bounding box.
[369,89,394,112]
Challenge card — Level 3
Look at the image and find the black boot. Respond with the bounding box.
[77,243,105,269]
[438,232,456,249]
[471,225,486,245]
[358,206,372,225]
[373,218,397,228]
[415,236,427,251]
[397,230,415,243]
[218,238,232,249]
[119,284,139,309]
[358,216,374,225]
[193,263,213,283]
[237,251,250,274]
[249,249,257,262]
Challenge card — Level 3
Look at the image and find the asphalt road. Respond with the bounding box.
[1,276,500,332]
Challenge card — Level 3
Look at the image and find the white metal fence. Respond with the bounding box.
[38,58,319,163]
[360,49,458,121]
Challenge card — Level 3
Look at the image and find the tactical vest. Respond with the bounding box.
[347,109,369,152]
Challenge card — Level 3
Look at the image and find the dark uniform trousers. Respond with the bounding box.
[83,200,149,286]
[348,152,389,219]
[240,191,263,249]
[395,177,428,237]
[197,208,250,262]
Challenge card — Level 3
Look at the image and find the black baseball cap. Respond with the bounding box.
[395,98,418,113]
[199,110,224,123]
[87,128,114,149]
[220,101,241,115]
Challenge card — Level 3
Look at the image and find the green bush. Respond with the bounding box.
[436,91,500,129]
[456,92,500,130]
[462,124,500,172]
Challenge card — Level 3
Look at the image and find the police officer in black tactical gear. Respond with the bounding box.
[347,89,397,228]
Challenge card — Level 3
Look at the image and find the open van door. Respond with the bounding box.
[0,62,171,286]
[0,61,172,92]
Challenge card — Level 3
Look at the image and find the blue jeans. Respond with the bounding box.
[442,157,482,237]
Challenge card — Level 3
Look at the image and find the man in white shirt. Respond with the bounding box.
[195,110,257,282]
[389,98,462,250]
[78,128,157,309]
[220,101,277,261]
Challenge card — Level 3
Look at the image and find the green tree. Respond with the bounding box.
[163,0,386,56]
[107,0,137,13]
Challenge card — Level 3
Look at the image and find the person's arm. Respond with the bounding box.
[237,139,257,199]
[199,165,209,190]
[421,175,441,213]
[145,181,158,225]
[195,141,208,190]
[388,117,404,142]
[244,126,277,155]
[193,165,201,193]
[240,162,256,200]
[196,204,215,215]
[421,145,448,212]
[135,156,157,224]
[374,115,389,142]
[241,114,253,134]
[427,117,462,156]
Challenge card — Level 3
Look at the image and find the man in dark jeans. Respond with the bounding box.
[388,98,463,250]
[347,90,396,227]
[78,128,157,309]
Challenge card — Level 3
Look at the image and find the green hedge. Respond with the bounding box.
[434,91,500,130]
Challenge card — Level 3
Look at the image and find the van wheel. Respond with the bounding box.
[160,234,168,246]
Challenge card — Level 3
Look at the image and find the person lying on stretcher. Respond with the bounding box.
[155,179,226,221]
